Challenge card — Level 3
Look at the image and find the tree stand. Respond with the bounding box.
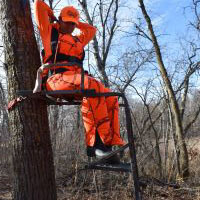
[16,63,142,200]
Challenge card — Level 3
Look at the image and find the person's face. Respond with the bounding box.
[59,21,76,34]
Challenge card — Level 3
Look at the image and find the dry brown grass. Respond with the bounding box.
[1,137,200,199]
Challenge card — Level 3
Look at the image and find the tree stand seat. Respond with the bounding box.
[17,89,127,105]
[17,89,97,104]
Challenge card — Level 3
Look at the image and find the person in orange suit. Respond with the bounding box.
[34,0,125,163]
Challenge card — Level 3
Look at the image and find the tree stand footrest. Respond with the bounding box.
[85,163,132,172]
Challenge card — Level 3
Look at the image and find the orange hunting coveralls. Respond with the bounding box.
[34,0,125,147]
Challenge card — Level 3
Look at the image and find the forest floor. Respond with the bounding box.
[1,138,200,199]
[1,171,200,200]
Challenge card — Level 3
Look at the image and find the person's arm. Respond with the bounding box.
[34,0,55,37]
[76,22,97,47]
[34,0,56,60]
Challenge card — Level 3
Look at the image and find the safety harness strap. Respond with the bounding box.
[7,96,27,111]
[41,27,85,64]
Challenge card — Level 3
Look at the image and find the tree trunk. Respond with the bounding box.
[0,0,57,199]
[138,0,189,179]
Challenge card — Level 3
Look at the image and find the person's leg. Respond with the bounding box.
[46,69,82,91]
[81,77,124,163]
[104,87,125,146]
[81,77,112,147]
[47,71,112,145]
[46,71,123,163]
[86,130,111,157]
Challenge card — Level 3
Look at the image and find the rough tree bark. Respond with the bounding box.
[138,0,189,179]
[0,81,8,136]
[0,0,57,199]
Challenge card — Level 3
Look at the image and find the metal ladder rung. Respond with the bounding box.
[85,163,131,173]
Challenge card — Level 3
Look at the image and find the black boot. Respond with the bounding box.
[87,131,121,164]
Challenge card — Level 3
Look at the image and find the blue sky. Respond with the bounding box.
[107,0,200,94]
[31,0,195,46]
[0,0,198,93]
[150,0,193,37]
[105,0,196,58]
[161,1,189,34]
[125,0,193,45]
[33,0,199,88]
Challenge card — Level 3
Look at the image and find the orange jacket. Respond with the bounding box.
[34,0,96,63]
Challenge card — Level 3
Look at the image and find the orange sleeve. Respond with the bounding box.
[34,0,54,61]
[76,22,97,47]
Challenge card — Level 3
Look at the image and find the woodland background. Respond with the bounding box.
[1,0,200,199]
